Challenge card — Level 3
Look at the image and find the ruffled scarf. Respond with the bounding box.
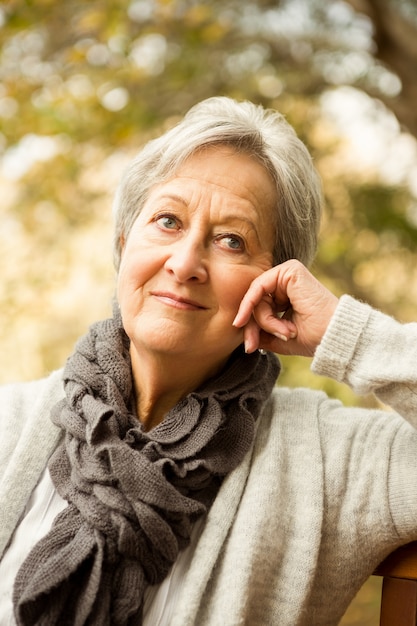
[13,308,279,625]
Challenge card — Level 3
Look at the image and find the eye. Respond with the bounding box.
[156,214,179,230]
[217,234,245,251]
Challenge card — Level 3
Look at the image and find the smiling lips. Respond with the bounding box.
[151,291,208,311]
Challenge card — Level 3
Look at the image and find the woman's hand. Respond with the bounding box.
[233,259,339,357]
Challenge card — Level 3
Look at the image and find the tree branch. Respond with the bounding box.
[345,0,417,138]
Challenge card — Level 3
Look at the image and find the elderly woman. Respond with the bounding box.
[0,96,416,626]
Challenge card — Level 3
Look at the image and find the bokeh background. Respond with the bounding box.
[1,1,417,622]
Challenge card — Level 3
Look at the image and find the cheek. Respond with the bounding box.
[117,264,147,320]
[117,246,159,300]
[116,265,132,306]
[216,268,259,316]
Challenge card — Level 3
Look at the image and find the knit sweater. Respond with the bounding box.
[1,294,417,625]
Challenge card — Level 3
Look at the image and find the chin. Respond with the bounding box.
[126,315,241,360]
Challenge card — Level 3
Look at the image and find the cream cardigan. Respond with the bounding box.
[1,295,417,625]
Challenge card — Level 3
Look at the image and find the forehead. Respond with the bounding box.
[149,146,277,216]
[177,145,274,190]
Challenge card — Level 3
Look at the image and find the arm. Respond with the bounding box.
[312,294,417,418]
[234,259,417,417]
[236,261,417,551]
[313,294,417,543]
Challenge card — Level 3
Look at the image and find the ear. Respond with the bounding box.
[119,233,126,255]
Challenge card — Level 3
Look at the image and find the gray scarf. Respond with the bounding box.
[13,309,279,625]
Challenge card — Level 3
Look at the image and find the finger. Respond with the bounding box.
[233,269,291,328]
[252,300,297,341]
[233,283,272,328]
[242,316,261,354]
[258,331,302,356]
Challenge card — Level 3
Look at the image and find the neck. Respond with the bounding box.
[130,346,228,431]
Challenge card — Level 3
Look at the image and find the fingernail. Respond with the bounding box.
[274,332,288,342]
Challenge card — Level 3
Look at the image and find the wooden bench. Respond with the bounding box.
[374,542,417,625]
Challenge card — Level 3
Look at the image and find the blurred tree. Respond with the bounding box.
[344,0,417,137]
[0,0,416,385]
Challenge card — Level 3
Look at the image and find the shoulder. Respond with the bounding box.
[0,369,65,481]
[0,369,65,431]
[265,384,329,418]
[259,383,408,457]
[255,385,330,450]
[0,368,65,406]
[0,371,65,555]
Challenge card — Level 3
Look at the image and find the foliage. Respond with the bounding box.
[0,0,416,389]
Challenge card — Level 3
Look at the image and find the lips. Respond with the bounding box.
[151,291,208,310]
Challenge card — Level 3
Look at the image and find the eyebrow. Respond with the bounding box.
[156,193,188,206]
[155,193,261,240]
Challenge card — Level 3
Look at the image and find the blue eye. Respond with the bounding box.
[221,235,244,251]
[157,215,178,229]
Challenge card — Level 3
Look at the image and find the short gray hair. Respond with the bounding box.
[112,96,323,270]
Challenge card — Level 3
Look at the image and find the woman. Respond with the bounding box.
[0,96,416,626]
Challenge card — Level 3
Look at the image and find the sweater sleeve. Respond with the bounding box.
[312,294,417,420]
[312,295,417,539]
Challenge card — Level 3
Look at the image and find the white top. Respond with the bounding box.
[0,467,204,625]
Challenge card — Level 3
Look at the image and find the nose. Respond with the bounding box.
[164,237,208,283]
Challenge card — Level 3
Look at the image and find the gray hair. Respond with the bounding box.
[112,96,323,270]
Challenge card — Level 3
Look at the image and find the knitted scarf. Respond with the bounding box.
[13,309,279,626]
